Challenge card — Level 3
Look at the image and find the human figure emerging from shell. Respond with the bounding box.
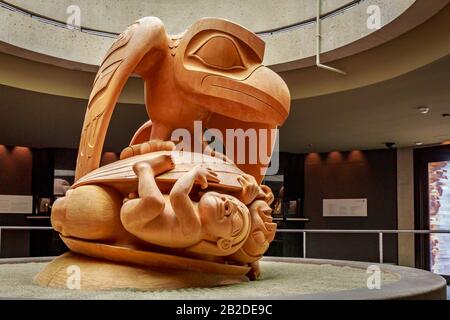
[121,156,251,255]
[52,152,277,278]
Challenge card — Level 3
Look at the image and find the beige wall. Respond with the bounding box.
[397,147,415,267]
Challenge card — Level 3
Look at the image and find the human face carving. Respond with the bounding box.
[242,200,277,258]
[199,192,248,244]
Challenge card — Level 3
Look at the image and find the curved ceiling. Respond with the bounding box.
[1,52,449,153]
[282,2,450,100]
[280,53,450,153]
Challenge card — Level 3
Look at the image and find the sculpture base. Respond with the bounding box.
[34,252,248,291]
[58,235,251,276]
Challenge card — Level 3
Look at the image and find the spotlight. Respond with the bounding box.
[415,142,423,146]
[418,107,430,114]
[384,142,396,149]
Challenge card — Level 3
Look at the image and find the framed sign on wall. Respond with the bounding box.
[323,198,368,217]
[0,195,33,214]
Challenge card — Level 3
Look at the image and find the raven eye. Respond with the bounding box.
[192,36,244,70]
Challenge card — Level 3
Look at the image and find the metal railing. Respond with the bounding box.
[1,226,450,264]
[277,229,450,263]
[0,0,365,38]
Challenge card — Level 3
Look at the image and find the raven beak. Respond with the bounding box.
[202,66,291,125]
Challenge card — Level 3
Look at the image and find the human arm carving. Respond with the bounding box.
[120,155,174,230]
[237,174,266,205]
[169,165,219,235]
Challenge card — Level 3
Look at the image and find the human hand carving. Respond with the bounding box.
[192,165,220,189]
[259,185,275,205]
[238,174,265,205]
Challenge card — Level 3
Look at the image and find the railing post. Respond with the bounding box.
[378,232,383,264]
[303,231,306,259]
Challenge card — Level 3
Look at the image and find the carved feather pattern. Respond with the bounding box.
[88,25,135,109]
[75,22,140,180]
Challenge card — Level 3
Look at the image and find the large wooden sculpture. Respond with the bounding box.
[35,17,290,290]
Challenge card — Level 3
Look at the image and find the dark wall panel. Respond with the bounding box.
[32,149,54,197]
[283,152,304,200]
[54,148,77,171]
[0,146,33,256]
[0,145,33,195]
[303,149,398,263]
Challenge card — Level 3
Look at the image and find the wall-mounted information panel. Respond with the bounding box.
[0,195,33,214]
[323,198,368,217]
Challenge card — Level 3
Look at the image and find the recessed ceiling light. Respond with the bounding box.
[383,142,396,149]
[415,142,423,146]
[418,107,430,114]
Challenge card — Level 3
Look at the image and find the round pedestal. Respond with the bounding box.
[34,252,248,290]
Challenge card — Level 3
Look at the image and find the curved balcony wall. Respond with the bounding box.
[2,0,441,70]
[0,0,449,102]
[3,0,355,34]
